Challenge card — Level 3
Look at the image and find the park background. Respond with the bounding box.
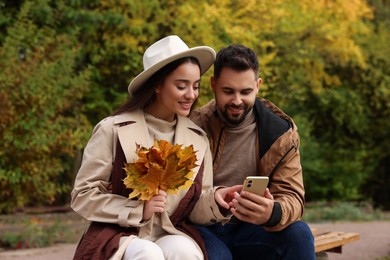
[0,0,390,253]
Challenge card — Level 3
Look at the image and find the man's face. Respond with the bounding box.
[211,67,261,125]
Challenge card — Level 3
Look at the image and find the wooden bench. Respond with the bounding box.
[311,227,360,254]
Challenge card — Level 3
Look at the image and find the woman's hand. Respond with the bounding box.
[143,190,167,221]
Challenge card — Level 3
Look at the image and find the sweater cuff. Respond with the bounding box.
[262,201,282,227]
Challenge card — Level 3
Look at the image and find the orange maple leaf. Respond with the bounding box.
[123,139,198,201]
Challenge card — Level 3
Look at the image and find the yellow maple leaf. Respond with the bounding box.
[123,139,198,201]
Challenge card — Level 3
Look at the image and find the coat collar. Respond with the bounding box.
[113,109,208,164]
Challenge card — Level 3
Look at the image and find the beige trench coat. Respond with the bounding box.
[71,109,227,257]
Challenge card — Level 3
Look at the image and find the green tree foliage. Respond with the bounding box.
[294,0,390,205]
[1,0,389,211]
[0,1,91,212]
[350,0,390,208]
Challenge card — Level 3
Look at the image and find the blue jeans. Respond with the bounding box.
[196,221,315,260]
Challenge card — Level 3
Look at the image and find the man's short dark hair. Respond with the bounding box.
[214,44,259,79]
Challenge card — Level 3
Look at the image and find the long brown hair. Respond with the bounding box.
[113,57,200,116]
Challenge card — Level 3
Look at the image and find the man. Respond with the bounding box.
[190,44,315,259]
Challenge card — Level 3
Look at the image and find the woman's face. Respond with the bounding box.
[148,62,201,121]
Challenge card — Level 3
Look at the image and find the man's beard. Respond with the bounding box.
[221,104,249,125]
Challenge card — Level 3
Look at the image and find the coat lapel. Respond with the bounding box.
[114,110,153,163]
[175,116,207,169]
[114,111,208,171]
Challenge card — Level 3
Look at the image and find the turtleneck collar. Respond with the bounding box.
[144,113,177,132]
[144,112,176,143]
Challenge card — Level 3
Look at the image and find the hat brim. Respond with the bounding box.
[128,46,215,94]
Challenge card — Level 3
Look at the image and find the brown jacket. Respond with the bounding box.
[190,98,305,231]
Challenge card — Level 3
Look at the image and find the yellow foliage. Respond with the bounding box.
[123,139,198,201]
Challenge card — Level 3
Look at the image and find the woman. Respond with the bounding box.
[71,35,230,260]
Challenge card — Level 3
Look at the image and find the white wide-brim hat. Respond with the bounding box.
[128,35,216,94]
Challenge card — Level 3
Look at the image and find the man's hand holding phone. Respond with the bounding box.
[229,176,275,225]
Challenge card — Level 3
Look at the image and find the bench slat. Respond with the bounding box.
[314,231,360,253]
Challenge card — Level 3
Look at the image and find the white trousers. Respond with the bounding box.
[122,235,203,260]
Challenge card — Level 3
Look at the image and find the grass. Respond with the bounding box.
[302,201,390,223]
[0,210,88,250]
[0,202,389,250]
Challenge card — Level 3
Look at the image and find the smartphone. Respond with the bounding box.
[242,176,269,196]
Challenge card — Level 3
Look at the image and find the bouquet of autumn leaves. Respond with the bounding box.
[123,139,198,201]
